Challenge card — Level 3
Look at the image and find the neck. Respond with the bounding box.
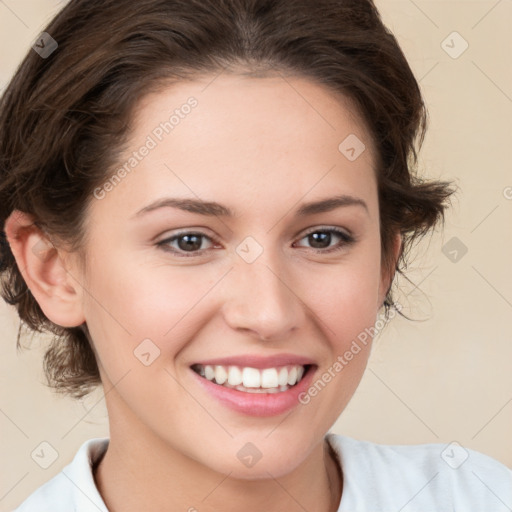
[93,427,342,512]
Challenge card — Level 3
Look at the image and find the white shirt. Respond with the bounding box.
[13,433,512,511]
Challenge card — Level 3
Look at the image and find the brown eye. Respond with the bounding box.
[294,228,355,253]
[157,231,217,257]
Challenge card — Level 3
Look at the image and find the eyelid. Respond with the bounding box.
[155,229,221,259]
[293,226,356,253]
[156,225,356,257]
[298,225,354,240]
[155,227,217,244]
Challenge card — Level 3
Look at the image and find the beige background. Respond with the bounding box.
[1,1,511,510]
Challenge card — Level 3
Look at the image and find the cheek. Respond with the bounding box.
[305,255,382,339]
[80,252,224,367]
[82,229,382,375]
[289,264,380,435]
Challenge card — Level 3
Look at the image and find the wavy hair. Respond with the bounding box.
[0,0,456,398]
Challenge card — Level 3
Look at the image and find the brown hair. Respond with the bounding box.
[0,0,456,398]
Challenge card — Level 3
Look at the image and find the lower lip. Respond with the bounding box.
[190,366,317,417]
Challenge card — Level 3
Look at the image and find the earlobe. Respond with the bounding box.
[4,210,86,328]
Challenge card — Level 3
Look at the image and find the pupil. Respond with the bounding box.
[310,232,330,249]
[176,232,332,252]
[179,234,202,251]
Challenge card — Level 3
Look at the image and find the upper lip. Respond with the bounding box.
[191,353,316,369]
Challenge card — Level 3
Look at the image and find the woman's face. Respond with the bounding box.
[74,73,394,478]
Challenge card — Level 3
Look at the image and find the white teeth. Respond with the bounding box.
[204,365,215,381]
[242,367,261,388]
[278,367,288,386]
[287,366,298,386]
[214,365,227,385]
[261,368,278,388]
[227,366,243,386]
[194,364,308,392]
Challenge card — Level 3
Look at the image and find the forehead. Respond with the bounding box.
[132,72,375,163]
[94,73,378,221]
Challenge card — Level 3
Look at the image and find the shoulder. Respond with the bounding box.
[326,432,512,512]
[13,437,109,512]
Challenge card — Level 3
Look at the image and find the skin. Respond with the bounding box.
[6,72,401,512]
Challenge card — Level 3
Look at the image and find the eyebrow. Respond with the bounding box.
[134,194,368,218]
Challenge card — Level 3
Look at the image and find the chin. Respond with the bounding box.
[194,436,314,480]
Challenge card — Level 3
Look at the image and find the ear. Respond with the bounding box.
[4,210,86,328]
[378,231,402,309]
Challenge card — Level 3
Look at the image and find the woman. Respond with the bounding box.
[1,0,510,510]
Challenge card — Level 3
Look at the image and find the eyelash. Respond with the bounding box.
[156,227,356,258]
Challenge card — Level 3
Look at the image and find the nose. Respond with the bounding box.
[221,247,305,341]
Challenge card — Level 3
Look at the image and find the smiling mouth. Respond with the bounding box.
[190,363,313,394]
